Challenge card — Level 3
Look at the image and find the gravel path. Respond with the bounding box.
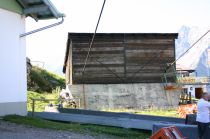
[0,120,110,139]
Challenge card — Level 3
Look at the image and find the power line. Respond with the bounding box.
[133,29,210,84]
[82,0,107,75]
[170,29,210,66]
[94,58,125,83]
[74,54,125,83]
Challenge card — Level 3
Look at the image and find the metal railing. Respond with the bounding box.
[31,98,80,117]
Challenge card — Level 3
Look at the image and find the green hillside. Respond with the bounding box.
[27,66,65,93]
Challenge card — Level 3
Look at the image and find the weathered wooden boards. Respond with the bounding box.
[63,33,178,84]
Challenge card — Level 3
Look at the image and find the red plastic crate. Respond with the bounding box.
[150,126,187,139]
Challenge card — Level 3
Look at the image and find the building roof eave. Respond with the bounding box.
[16,0,64,21]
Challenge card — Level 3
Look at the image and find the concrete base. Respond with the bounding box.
[33,110,184,130]
[152,123,210,139]
[0,101,27,116]
[68,83,180,110]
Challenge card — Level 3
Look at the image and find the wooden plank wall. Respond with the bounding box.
[69,33,177,84]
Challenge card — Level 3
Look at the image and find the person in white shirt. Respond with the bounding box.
[196,92,210,139]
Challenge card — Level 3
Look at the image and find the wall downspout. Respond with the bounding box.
[20,17,64,38]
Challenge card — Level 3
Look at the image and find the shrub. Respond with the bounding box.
[27,66,65,93]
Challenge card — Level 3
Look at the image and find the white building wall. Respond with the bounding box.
[0,8,27,116]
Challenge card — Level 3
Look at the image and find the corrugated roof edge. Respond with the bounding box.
[43,0,65,19]
[16,0,65,20]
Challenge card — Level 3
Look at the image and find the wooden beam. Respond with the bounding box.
[73,64,124,68]
[69,41,73,85]
[125,39,174,44]
[74,67,124,73]
[72,42,124,47]
[73,46,124,51]
[73,53,124,59]
[73,50,123,55]
[23,4,49,14]
[126,43,174,50]
[123,35,127,78]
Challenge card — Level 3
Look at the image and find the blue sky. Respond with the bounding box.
[26,0,210,74]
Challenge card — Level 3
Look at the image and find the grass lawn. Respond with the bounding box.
[103,108,179,118]
[3,115,151,139]
[135,109,179,117]
[27,91,59,112]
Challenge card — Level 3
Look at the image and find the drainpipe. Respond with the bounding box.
[20,17,64,38]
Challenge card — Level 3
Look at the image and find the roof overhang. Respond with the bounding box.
[176,64,195,73]
[16,0,64,21]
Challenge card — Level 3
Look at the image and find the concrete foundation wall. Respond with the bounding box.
[68,83,180,110]
[0,102,27,116]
